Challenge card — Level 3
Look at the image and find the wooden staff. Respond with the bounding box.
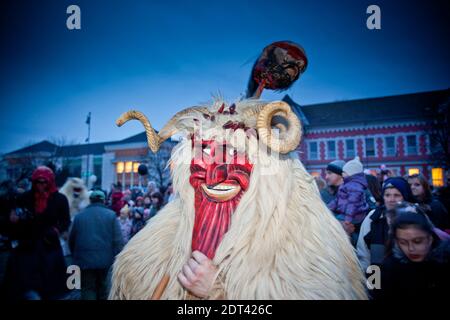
[150,275,170,300]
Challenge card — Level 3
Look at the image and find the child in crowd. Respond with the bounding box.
[118,205,132,244]
[328,156,369,243]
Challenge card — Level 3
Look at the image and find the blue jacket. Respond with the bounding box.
[69,203,124,269]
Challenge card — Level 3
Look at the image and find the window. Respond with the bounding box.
[125,161,133,173]
[93,157,102,187]
[116,162,124,174]
[309,142,318,160]
[408,168,419,176]
[406,135,417,155]
[385,136,396,156]
[64,158,82,177]
[345,139,355,158]
[327,141,336,159]
[432,168,444,187]
[133,162,140,173]
[365,138,375,157]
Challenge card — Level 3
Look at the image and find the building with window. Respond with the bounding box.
[286,89,449,187]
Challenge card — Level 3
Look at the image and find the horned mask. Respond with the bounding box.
[116,41,308,259]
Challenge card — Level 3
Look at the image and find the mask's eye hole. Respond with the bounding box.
[203,145,211,156]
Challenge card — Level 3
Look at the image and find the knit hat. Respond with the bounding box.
[382,177,413,202]
[343,157,363,176]
[89,190,105,201]
[326,160,345,175]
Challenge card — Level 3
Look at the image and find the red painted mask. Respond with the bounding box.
[189,139,253,259]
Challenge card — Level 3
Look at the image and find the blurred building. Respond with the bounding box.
[0,132,177,191]
[1,89,448,189]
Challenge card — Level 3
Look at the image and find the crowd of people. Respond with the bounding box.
[0,158,449,300]
[317,156,450,299]
[0,166,172,300]
[107,181,171,243]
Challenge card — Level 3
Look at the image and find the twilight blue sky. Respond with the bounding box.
[0,0,449,154]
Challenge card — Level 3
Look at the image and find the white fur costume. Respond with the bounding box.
[60,177,89,218]
[109,100,367,300]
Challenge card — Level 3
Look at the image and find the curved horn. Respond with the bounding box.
[116,107,211,153]
[256,101,302,154]
[116,110,161,153]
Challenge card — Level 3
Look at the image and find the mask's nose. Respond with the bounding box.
[205,164,227,186]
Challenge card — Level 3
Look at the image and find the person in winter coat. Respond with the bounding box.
[372,202,450,300]
[134,196,144,214]
[407,173,449,231]
[130,206,146,238]
[148,192,164,220]
[328,157,369,224]
[144,181,159,198]
[118,205,132,244]
[328,157,369,243]
[4,166,71,300]
[320,160,345,205]
[357,177,414,272]
[69,190,124,300]
[0,180,19,242]
[365,173,382,209]
[110,190,124,217]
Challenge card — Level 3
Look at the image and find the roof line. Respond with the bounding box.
[301,88,449,108]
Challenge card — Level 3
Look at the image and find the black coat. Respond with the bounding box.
[4,190,71,300]
[373,240,450,300]
[9,191,70,249]
[426,198,450,231]
[438,186,450,221]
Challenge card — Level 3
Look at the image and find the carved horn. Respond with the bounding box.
[255,101,301,154]
[116,107,211,153]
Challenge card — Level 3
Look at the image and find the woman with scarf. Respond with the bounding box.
[5,166,71,300]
